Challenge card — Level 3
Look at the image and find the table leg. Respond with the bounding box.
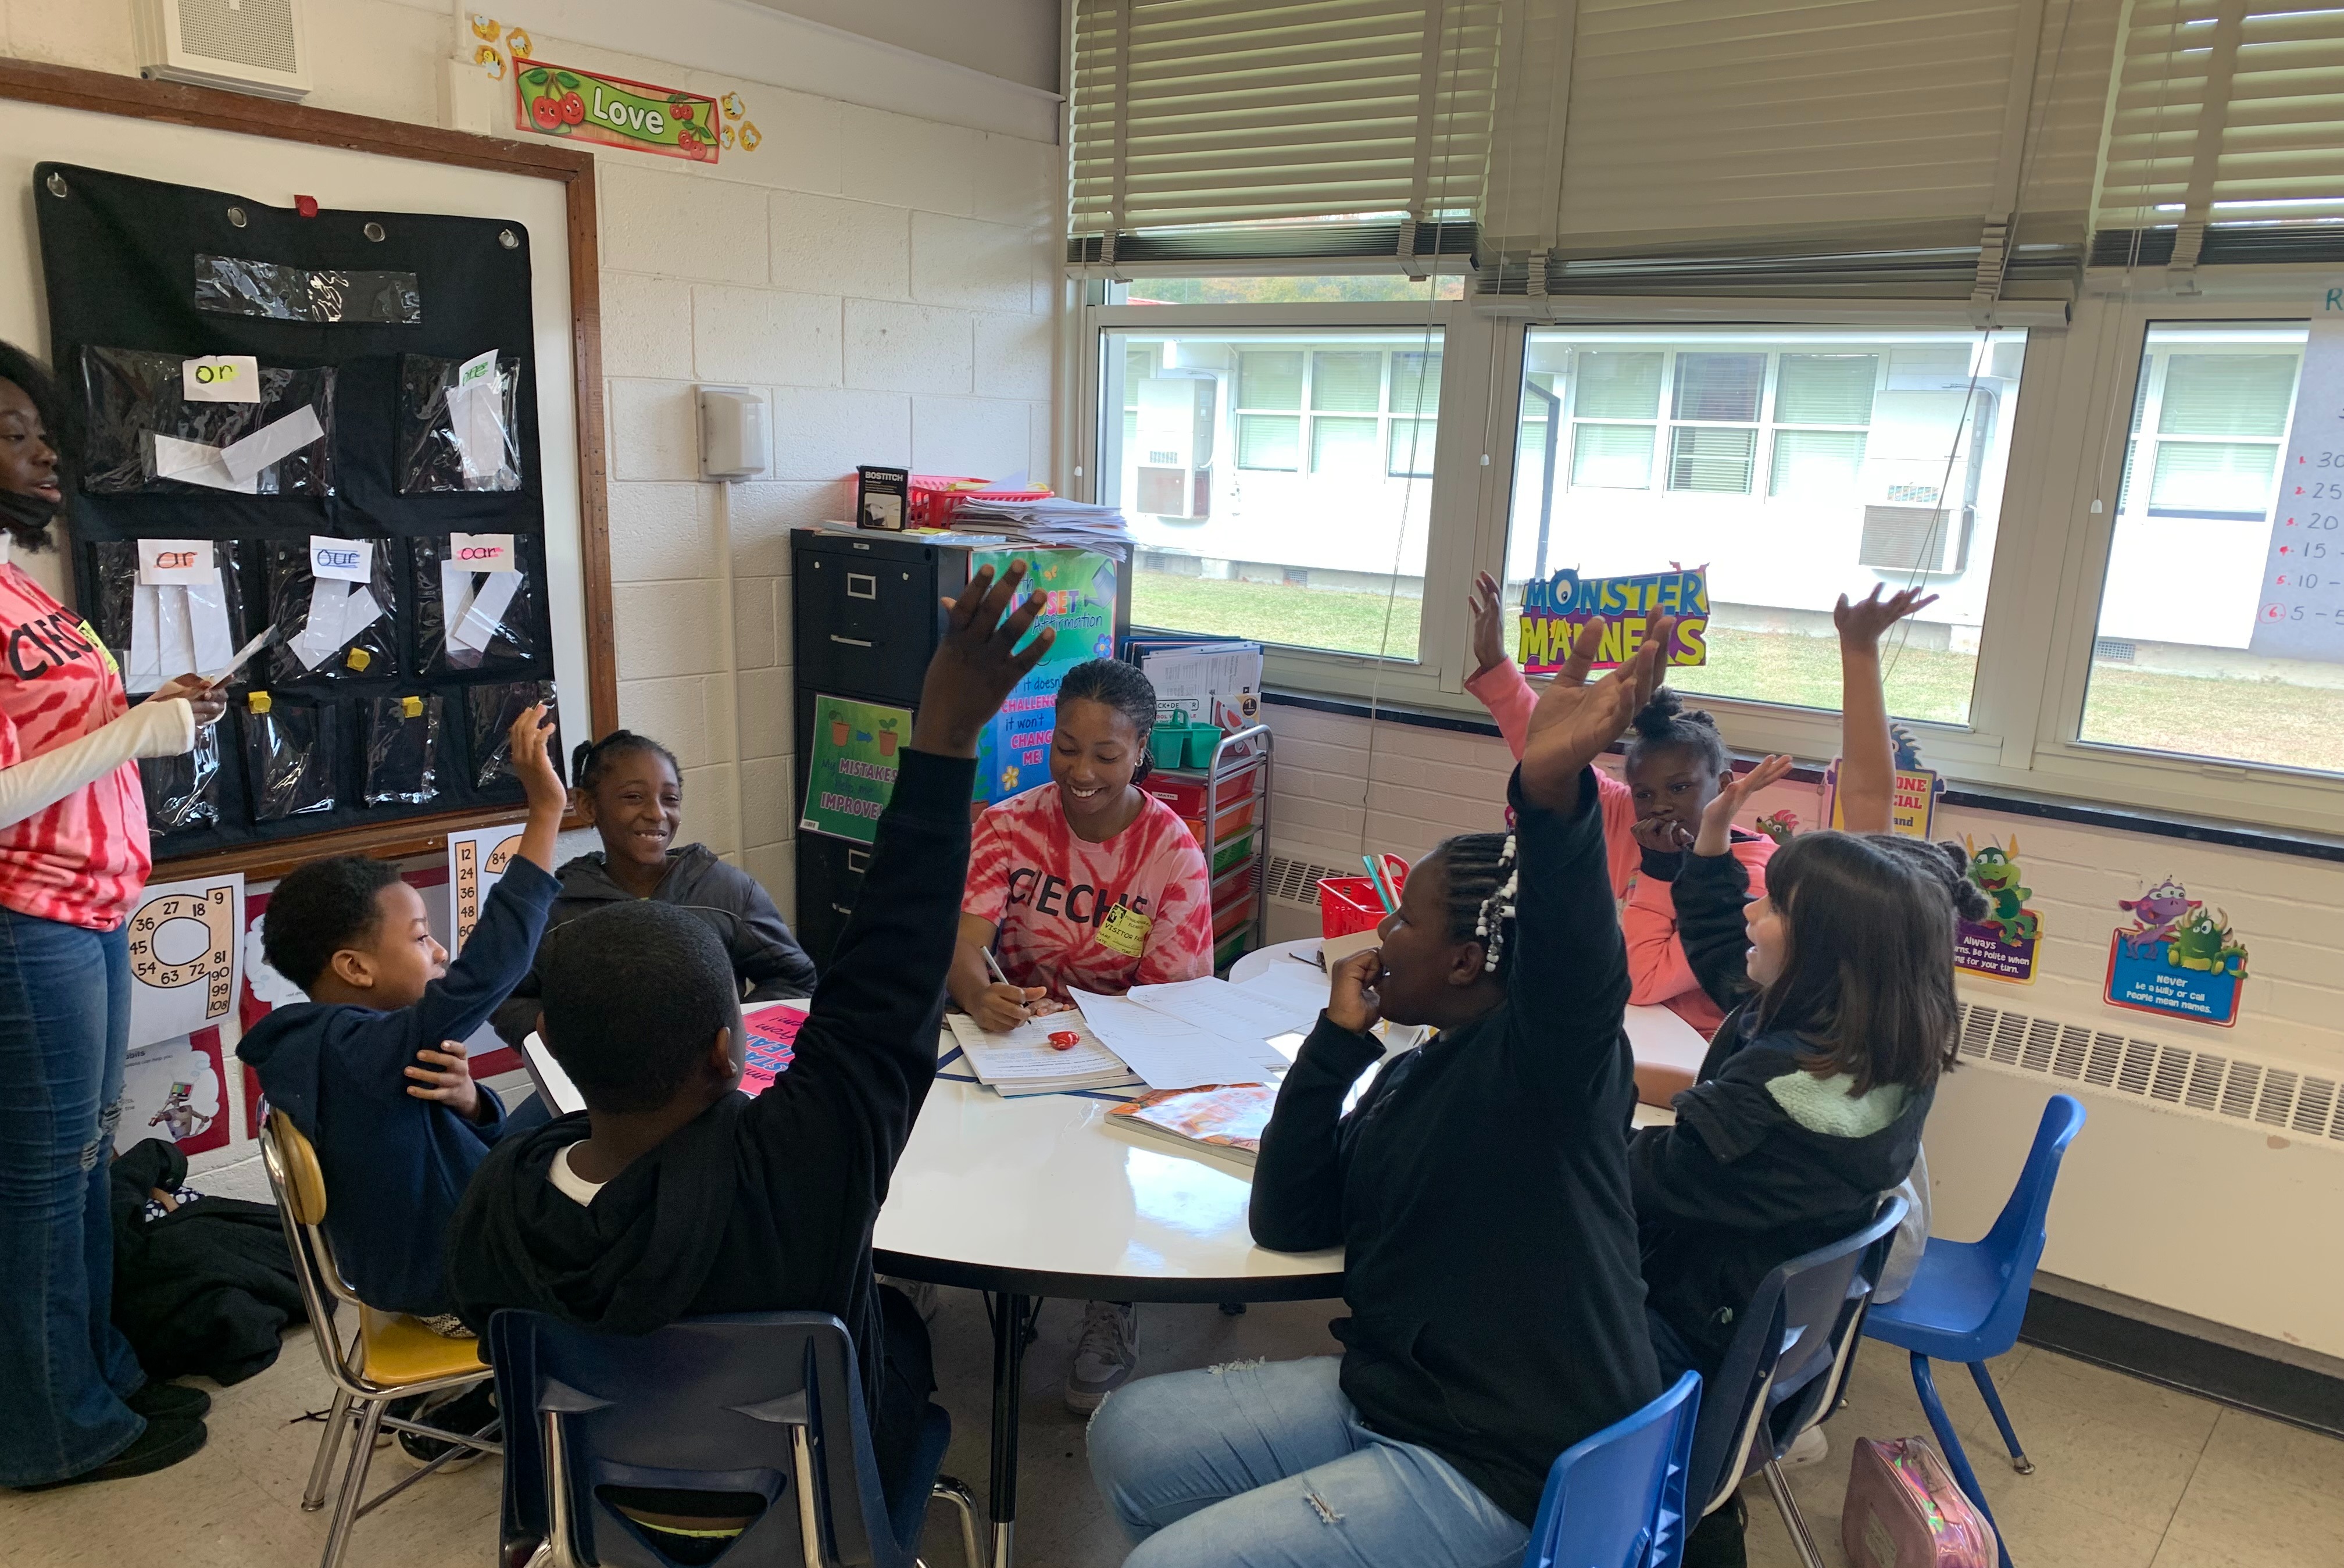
[985,1292,1038,1568]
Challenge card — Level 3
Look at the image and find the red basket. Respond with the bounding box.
[1317,876,1388,940]
[908,474,1055,530]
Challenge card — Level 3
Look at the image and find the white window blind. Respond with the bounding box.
[2096,1,2344,259]
[1069,0,1500,259]
[1478,0,2121,295]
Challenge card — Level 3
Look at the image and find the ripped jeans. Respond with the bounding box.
[1087,1356,1529,1568]
[0,908,144,1486]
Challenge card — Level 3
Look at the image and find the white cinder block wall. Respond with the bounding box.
[1262,702,2344,1359]
[1,0,1062,909]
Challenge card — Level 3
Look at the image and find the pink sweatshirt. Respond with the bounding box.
[1464,658,1777,1034]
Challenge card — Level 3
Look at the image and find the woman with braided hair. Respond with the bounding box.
[1085,619,1680,1568]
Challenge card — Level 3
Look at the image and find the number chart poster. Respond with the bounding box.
[801,697,913,845]
[974,547,1121,804]
[449,823,524,949]
[126,874,244,1051]
[2250,279,2344,662]
[1955,836,2043,984]
[2104,877,2250,1027]
[1520,566,1710,673]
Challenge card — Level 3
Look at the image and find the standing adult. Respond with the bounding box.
[0,341,227,1488]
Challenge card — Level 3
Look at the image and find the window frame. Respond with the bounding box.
[1071,274,2344,835]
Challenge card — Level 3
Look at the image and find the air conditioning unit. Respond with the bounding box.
[1132,374,1216,521]
[1857,504,1973,575]
[134,0,313,102]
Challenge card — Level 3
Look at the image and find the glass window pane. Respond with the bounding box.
[2081,322,2344,774]
[1770,429,1867,497]
[1237,413,1300,470]
[1311,351,1382,412]
[2148,440,2278,517]
[1668,426,1756,492]
[1571,423,1655,488]
[1388,418,1437,477]
[1391,350,1443,415]
[1103,326,1439,659]
[1671,352,1766,422]
[1310,415,1378,473]
[2158,354,2297,437]
[1508,326,2025,724]
[1575,351,1663,419]
[1775,354,1878,426]
[1239,350,1303,410]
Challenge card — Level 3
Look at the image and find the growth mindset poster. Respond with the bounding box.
[801,696,912,845]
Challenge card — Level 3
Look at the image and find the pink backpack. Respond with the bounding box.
[1841,1437,1999,1568]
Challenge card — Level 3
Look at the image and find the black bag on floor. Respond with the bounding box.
[109,1138,308,1385]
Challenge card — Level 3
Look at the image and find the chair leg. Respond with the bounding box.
[931,1475,984,1568]
[1967,1359,2034,1475]
[319,1397,386,1568]
[1909,1353,2012,1568]
[301,1388,353,1511]
[1760,1461,1829,1568]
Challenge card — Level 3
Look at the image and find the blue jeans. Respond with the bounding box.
[1088,1356,1530,1568]
[0,908,145,1485]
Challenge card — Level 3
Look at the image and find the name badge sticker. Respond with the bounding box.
[309,535,373,583]
[137,538,215,585]
[448,532,517,572]
[1096,903,1153,959]
[181,354,260,403]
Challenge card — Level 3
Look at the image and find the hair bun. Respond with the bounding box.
[1928,840,1991,923]
[1630,686,1684,739]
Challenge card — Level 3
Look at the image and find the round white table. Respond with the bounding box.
[873,1066,1342,1568]
[1229,934,1324,988]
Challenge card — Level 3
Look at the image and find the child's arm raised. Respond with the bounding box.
[1464,570,1538,760]
[1677,755,1795,1010]
[1832,586,1935,834]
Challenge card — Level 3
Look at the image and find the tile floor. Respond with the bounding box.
[4,1286,2336,1568]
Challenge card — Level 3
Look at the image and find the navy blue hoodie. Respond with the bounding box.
[237,858,559,1317]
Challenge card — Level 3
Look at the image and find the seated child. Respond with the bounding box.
[446,561,1056,1526]
[1463,571,1774,1036]
[1088,619,1676,1568]
[492,730,817,1048]
[237,702,564,1331]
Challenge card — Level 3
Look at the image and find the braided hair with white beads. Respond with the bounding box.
[1434,830,1521,976]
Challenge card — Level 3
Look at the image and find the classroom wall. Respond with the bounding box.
[1259,702,2344,1359]
[2,0,1063,901]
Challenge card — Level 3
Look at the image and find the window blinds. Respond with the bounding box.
[1478,0,2121,297]
[1068,0,1500,263]
[2096,2,2344,266]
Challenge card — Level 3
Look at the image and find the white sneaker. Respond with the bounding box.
[1066,1301,1138,1414]
[1781,1426,1830,1468]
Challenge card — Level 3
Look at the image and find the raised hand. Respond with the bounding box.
[912,561,1055,759]
[1466,570,1509,677]
[1519,616,1675,811]
[1692,753,1794,858]
[506,702,564,811]
[1834,584,1939,652]
[1326,947,1382,1035]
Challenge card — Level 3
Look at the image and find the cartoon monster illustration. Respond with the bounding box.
[1965,836,2039,945]
[1755,810,1799,846]
[2117,878,2199,959]
[2166,906,2249,977]
[1889,723,1927,772]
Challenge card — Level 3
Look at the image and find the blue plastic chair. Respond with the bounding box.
[1865,1094,2086,1568]
[1685,1196,1909,1568]
[487,1310,979,1568]
[1520,1370,1702,1568]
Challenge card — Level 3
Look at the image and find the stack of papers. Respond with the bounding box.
[949,497,1132,548]
[944,1012,1140,1096]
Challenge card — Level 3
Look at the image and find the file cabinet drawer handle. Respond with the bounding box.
[830,634,874,648]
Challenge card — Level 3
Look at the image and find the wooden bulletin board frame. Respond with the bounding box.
[0,56,614,880]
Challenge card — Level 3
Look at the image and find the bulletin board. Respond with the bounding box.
[0,59,614,876]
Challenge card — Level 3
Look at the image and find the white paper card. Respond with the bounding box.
[449,532,516,572]
[1130,976,1320,1053]
[440,560,480,647]
[1072,988,1273,1091]
[126,572,234,693]
[448,355,508,483]
[181,355,260,403]
[151,433,256,494]
[204,626,274,685]
[309,535,373,583]
[452,570,521,652]
[128,582,161,690]
[137,539,215,586]
[220,404,324,484]
[185,576,235,673]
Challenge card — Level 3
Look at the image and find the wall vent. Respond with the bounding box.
[1266,853,1353,909]
[1956,1000,2344,1151]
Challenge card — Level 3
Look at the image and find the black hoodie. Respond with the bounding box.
[444,750,970,1484]
[1627,845,1931,1371]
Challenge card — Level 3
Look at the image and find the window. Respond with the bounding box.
[1099,327,1445,659]
[1506,327,2023,724]
[2079,322,2344,776]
